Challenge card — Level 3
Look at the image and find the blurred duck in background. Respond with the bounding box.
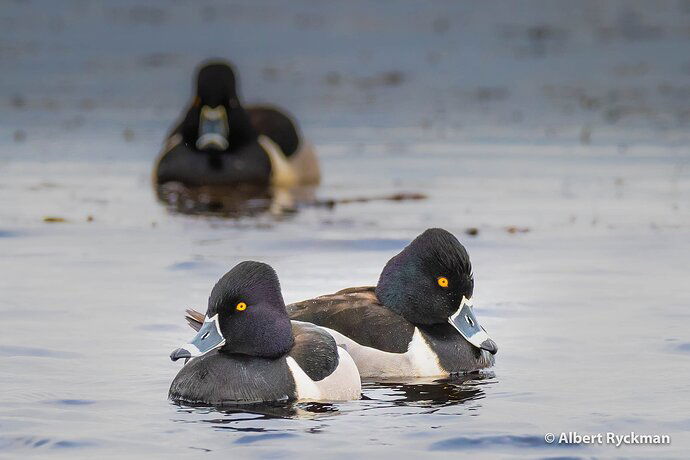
[154,60,320,191]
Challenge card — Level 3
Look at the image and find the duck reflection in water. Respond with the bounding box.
[363,371,494,407]
[172,372,493,429]
[173,400,340,427]
[156,182,317,218]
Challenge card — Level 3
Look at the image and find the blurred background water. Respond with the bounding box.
[1,0,689,458]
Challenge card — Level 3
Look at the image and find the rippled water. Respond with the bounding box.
[2,1,690,458]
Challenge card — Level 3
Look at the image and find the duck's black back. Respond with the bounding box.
[288,286,416,354]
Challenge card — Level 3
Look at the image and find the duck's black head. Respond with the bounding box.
[171,261,294,361]
[376,228,473,325]
[188,60,256,151]
[375,228,497,355]
[196,62,238,107]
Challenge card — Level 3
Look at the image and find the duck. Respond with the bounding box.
[286,228,498,378]
[155,60,320,188]
[168,261,361,405]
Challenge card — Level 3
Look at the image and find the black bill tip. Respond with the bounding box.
[480,338,498,355]
[170,347,192,362]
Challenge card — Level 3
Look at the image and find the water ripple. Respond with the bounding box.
[234,433,297,445]
[430,434,578,450]
[0,346,80,359]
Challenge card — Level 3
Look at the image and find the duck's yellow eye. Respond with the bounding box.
[236,302,247,311]
[437,277,449,288]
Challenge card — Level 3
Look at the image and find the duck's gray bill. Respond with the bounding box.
[170,314,225,362]
[196,105,229,151]
[448,298,497,355]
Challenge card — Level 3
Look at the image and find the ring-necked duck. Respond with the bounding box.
[287,228,498,378]
[169,261,361,405]
[155,61,320,188]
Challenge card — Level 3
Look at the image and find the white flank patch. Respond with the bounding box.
[286,349,362,401]
[258,135,299,187]
[286,356,322,400]
[314,348,362,400]
[320,326,444,378]
[406,329,445,376]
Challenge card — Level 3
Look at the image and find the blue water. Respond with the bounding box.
[1,1,689,458]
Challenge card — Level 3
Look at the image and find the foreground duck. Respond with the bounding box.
[155,61,320,188]
[287,228,497,378]
[169,261,361,405]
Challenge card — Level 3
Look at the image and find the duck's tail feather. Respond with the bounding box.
[185,309,205,331]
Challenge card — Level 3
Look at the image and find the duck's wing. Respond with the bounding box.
[247,105,299,157]
[289,322,339,381]
[287,286,414,354]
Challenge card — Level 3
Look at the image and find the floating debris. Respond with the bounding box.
[465,227,479,236]
[317,192,427,208]
[505,226,530,234]
[43,216,66,223]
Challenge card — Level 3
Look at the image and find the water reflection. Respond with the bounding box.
[156,182,317,218]
[172,371,494,431]
[173,400,338,423]
[156,182,427,218]
[364,372,495,408]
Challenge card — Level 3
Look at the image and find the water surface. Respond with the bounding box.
[1,1,689,458]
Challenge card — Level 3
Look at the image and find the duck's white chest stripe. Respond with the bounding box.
[286,349,362,401]
[406,329,445,376]
[258,135,298,187]
[286,356,322,400]
[321,327,444,378]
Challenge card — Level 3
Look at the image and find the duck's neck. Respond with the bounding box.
[224,103,257,149]
[375,251,425,324]
[221,314,294,359]
[187,101,257,150]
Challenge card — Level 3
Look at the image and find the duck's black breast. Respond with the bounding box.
[247,106,300,157]
[155,140,271,187]
[168,350,295,405]
[287,287,415,354]
[289,321,339,381]
[418,323,492,373]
